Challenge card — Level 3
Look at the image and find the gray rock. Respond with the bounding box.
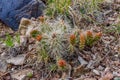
[11,69,33,80]
[93,69,100,75]
[6,54,26,65]
[78,56,88,65]
[0,59,7,72]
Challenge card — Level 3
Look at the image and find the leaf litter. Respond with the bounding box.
[0,0,120,80]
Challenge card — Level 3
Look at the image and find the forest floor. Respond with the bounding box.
[0,0,120,80]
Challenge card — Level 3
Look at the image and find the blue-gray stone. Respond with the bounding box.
[0,0,45,31]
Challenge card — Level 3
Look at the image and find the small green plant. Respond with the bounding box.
[4,34,14,47]
[27,72,33,78]
[15,33,20,44]
[4,33,21,48]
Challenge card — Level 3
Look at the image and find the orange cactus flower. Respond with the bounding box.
[57,59,66,67]
[36,35,42,41]
[79,33,86,49]
[94,32,102,42]
[39,16,44,23]
[86,30,93,38]
[95,32,102,38]
[70,34,76,45]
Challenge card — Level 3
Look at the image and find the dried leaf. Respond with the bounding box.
[99,73,113,80]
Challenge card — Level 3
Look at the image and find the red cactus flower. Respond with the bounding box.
[57,59,66,67]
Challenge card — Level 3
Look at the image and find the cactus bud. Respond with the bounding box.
[79,33,86,49]
[36,35,42,41]
[70,34,76,45]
